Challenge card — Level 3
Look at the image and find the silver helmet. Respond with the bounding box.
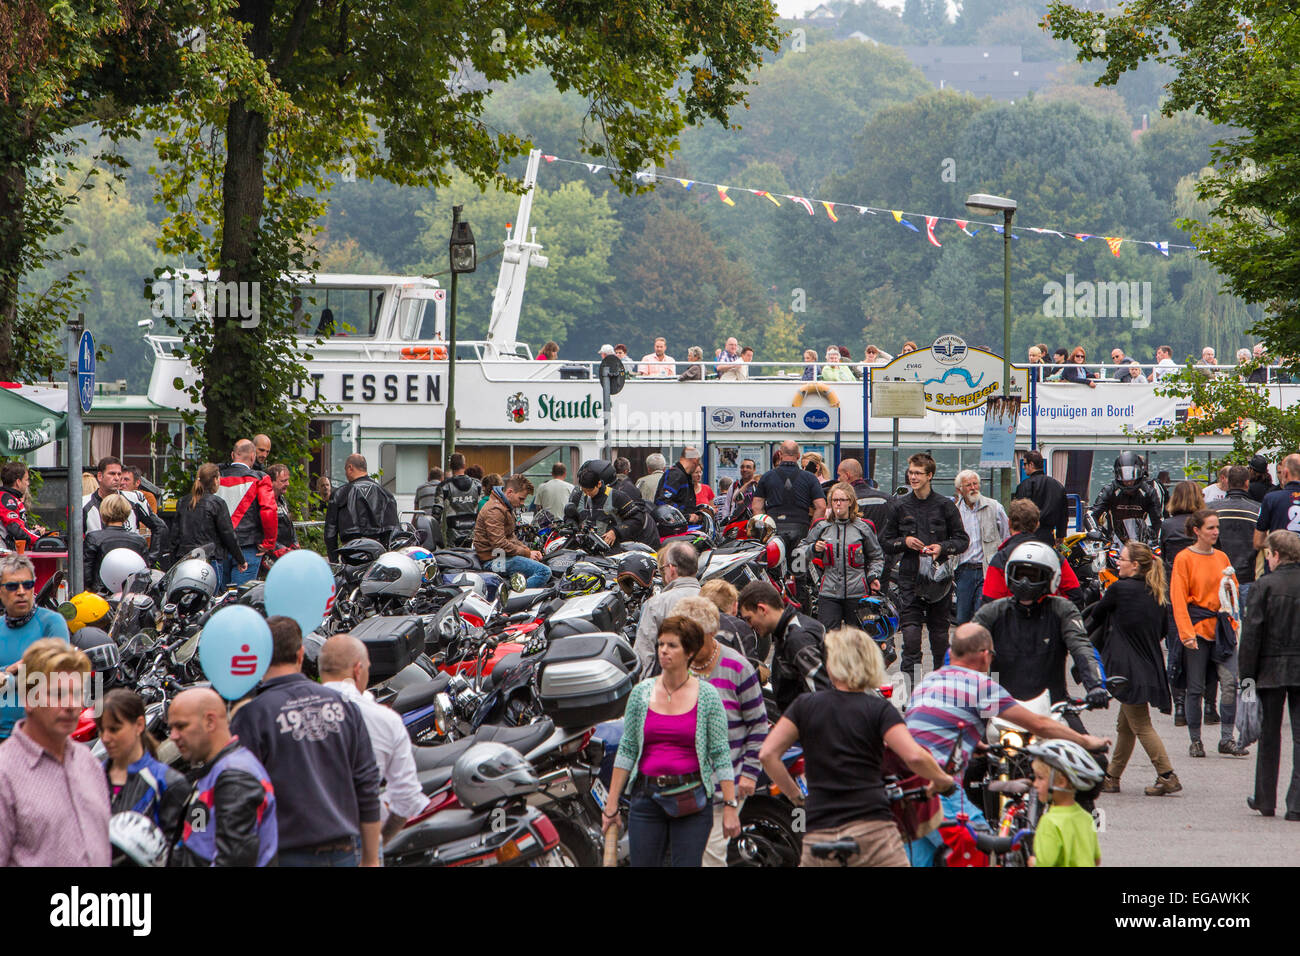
[162,558,218,615]
[360,552,423,599]
[451,742,539,811]
[109,811,169,867]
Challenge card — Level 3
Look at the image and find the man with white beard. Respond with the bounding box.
[952,470,1009,625]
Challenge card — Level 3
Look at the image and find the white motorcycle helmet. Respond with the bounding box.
[1004,540,1062,602]
[360,551,423,599]
[451,743,539,811]
[109,811,169,867]
[162,558,218,614]
[100,548,148,594]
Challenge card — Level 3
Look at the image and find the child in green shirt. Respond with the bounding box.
[1029,755,1102,867]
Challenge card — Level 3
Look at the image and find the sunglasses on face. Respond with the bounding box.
[1,580,36,593]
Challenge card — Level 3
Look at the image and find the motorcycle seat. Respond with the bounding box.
[809,838,860,861]
[390,672,453,715]
[392,807,494,849]
[972,831,1018,855]
[504,587,555,614]
[987,779,1031,796]
[414,719,557,774]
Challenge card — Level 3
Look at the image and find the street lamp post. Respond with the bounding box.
[966,192,1017,503]
[444,205,477,466]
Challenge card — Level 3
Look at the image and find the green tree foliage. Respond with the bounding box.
[410,176,620,349]
[1043,0,1300,362]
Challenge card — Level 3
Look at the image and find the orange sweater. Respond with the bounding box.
[1170,548,1238,646]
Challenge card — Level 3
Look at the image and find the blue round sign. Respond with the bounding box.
[77,330,95,413]
[803,409,831,430]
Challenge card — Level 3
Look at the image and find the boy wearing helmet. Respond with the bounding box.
[1028,740,1104,867]
[568,460,659,549]
[972,541,1107,721]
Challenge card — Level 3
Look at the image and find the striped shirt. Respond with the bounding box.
[695,644,769,788]
[904,665,1017,774]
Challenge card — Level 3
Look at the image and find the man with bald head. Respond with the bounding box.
[1255,453,1300,549]
[168,688,278,866]
[753,439,827,551]
[253,434,272,468]
[218,439,277,586]
[319,635,425,842]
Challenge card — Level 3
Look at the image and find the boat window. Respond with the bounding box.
[293,286,383,338]
[397,298,428,340]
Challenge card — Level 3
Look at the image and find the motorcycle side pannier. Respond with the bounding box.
[349,614,426,683]
[434,549,481,571]
[536,633,637,726]
[544,590,626,640]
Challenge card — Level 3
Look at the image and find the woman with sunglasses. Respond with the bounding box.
[0,554,70,743]
[1060,347,1099,388]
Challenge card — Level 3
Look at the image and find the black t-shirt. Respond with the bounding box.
[755,463,825,525]
[782,688,903,830]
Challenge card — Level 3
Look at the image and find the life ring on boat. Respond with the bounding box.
[792,383,841,408]
[400,347,431,360]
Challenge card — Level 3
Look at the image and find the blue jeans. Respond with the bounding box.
[628,787,715,867]
[905,783,989,867]
[277,835,361,868]
[954,562,985,625]
[224,546,262,587]
[499,555,551,588]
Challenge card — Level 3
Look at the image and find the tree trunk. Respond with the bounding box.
[0,158,27,382]
[204,97,269,458]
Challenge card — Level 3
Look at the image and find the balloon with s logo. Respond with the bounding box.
[199,605,272,700]
[264,549,336,637]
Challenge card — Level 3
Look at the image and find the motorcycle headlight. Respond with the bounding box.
[1000,730,1025,749]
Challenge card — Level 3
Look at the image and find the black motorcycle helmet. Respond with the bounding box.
[577,459,616,491]
[654,504,687,537]
[337,538,385,566]
[615,552,657,595]
[71,626,122,676]
[1114,451,1146,488]
[1249,454,1269,477]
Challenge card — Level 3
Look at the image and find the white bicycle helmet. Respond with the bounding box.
[451,742,539,811]
[1004,540,1062,602]
[1024,740,1105,792]
[100,548,147,594]
[109,811,169,867]
[360,551,423,599]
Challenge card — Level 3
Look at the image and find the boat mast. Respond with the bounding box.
[485,148,548,357]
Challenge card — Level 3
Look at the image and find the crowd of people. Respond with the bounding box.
[526,337,1289,384]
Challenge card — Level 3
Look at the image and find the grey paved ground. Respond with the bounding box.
[890,645,1298,867]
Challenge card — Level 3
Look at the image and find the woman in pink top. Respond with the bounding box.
[604,617,737,866]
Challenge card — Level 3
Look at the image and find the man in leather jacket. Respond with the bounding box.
[738,581,831,713]
[0,462,44,549]
[437,453,482,545]
[654,447,703,524]
[566,460,659,549]
[168,688,277,866]
[324,454,398,561]
[972,542,1106,729]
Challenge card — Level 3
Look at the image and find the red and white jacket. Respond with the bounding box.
[216,463,278,551]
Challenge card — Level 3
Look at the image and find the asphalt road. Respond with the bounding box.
[889,644,1298,867]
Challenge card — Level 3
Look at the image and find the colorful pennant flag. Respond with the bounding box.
[822,202,839,222]
[1105,236,1123,257]
[542,155,557,163]
[585,164,605,175]
[752,190,781,207]
[955,219,976,237]
[1149,241,1170,256]
[788,196,815,216]
[675,178,694,190]
[717,186,735,207]
[1074,233,1093,242]
[924,216,941,247]
[895,214,921,233]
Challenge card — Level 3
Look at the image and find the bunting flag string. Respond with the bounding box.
[539,153,1201,256]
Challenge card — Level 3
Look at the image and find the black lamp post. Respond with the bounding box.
[966,192,1017,503]
[444,205,476,465]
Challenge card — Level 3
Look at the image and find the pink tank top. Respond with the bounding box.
[639,705,700,777]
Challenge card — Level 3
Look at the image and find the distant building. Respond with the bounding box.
[803,3,838,21]
[899,45,1059,102]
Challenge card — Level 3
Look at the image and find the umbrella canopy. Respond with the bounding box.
[0,383,68,456]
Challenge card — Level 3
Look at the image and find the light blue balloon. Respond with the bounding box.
[199,605,272,700]
[264,549,336,636]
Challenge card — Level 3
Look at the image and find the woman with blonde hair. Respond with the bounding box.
[83,494,150,590]
[802,482,883,629]
[760,628,955,866]
[1094,541,1180,795]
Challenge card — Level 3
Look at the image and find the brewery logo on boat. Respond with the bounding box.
[507,392,529,423]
